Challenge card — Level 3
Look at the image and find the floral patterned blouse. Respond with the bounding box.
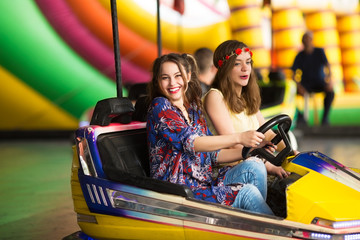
[147,97,240,206]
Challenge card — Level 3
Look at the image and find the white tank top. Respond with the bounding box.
[204,88,259,135]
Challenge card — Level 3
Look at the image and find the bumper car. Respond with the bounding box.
[63,95,360,240]
[63,2,359,238]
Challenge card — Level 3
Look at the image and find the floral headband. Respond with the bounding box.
[217,48,253,68]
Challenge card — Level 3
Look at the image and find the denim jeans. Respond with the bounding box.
[224,157,274,215]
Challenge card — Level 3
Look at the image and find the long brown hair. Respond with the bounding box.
[148,53,204,115]
[212,40,261,115]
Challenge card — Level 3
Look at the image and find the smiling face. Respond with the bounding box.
[230,49,252,90]
[159,61,190,106]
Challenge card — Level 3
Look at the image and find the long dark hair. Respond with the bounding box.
[148,53,204,115]
[212,40,261,115]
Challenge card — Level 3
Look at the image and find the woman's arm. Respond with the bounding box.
[150,97,263,156]
[204,90,268,149]
[217,148,245,163]
[204,91,291,176]
[193,131,264,153]
[204,89,236,135]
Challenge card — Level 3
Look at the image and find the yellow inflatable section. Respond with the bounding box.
[337,7,360,92]
[98,0,231,53]
[271,6,305,78]
[0,66,78,130]
[227,0,271,73]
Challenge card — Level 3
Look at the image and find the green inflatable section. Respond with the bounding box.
[0,0,118,119]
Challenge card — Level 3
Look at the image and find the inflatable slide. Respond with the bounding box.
[0,0,359,131]
[0,0,230,130]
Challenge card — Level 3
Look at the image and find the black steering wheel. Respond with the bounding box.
[242,114,294,166]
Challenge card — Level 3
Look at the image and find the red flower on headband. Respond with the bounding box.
[218,60,223,67]
[245,48,253,57]
[218,48,253,68]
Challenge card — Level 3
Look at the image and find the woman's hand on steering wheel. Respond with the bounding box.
[242,114,294,166]
[246,140,277,160]
[240,130,265,148]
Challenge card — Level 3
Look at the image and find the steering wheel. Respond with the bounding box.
[242,114,294,166]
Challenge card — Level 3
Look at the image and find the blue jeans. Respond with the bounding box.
[224,158,274,215]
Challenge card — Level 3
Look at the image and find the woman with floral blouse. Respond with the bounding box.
[146,53,273,215]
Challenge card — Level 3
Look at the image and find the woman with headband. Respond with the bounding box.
[203,40,291,184]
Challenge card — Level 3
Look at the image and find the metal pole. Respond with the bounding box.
[110,0,123,98]
[156,0,162,57]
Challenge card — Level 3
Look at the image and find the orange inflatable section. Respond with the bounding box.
[65,0,171,71]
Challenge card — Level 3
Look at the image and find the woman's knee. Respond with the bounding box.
[241,184,260,195]
[233,184,263,207]
[225,158,266,183]
[239,159,268,197]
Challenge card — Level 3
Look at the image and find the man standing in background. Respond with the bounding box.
[291,31,335,126]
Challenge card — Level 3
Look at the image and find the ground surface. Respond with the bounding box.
[1,131,359,240]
